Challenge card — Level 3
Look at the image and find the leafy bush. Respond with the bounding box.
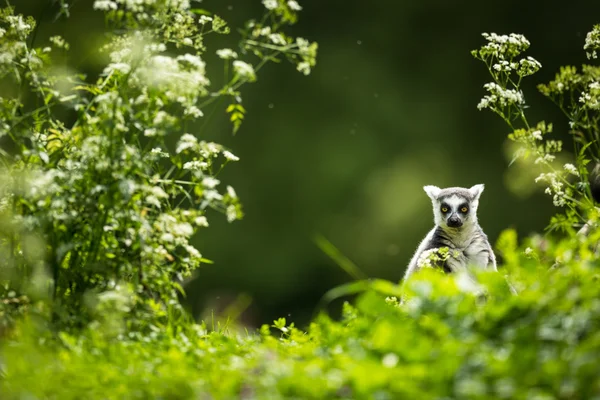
[0,0,316,331]
[3,242,600,399]
[1,2,600,400]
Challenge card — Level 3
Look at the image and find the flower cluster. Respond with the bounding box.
[584,24,600,59]
[93,0,191,13]
[477,82,524,111]
[474,33,530,60]
[472,33,541,118]
[243,1,318,77]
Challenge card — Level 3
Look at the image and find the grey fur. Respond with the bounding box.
[403,184,497,282]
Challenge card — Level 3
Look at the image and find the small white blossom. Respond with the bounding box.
[563,163,579,176]
[262,0,278,10]
[233,60,256,81]
[173,222,194,237]
[226,205,237,222]
[216,48,238,60]
[93,0,118,10]
[223,150,239,161]
[103,62,131,75]
[227,185,237,199]
[584,25,600,59]
[183,160,208,170]
[184,105,204,118]
[194,216,209,227]
[176,133,198,153]
[151,147,169,158]
[287,0,302,10]
[199,15,213,25]
[477,82,525,110]
[269,33,287,45]
[297,61,311,75]
[531,130,543,140]
[202,177,220,189]
[534,154,556,164]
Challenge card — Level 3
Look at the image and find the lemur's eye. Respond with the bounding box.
[461,207,468,213]
[441,206,449,213]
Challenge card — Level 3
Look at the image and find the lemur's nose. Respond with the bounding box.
[447,216,462,228]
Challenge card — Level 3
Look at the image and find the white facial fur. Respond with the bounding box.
[423,184,485,229]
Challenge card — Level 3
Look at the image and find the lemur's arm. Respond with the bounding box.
[403,227,436,282]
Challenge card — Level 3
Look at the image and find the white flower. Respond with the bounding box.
[199,15,213,25]
[145,195,161,208]
[296,61,311,75]
[524,247,533,255]
[93,0,118,10]
[184,244,201,259]
[103,62,131,75]
[183,160,207,170]
[563,163,579,176]
[534,154,555,164]
[216,48,238,60]
[173,222,194,237]
[553,193,567,207]
[531,130,543,140]
[161,233,175,242]
[269,33,287,45]
[184,105,204,118]
[223,150,239,161]
[150,186,169,199]
[182,38,193,46]
[287,0,302,10]
[584,25,600,59]
[202,177,220,189]
[151,147,170,158]
[233,60,256,81]
[477,82,525,110]
[119,179,136,197]
[194,216,209,227]
[227,186,237,199]
[226,205,237,222]
[176,133,198,153]
[262,0,278,10]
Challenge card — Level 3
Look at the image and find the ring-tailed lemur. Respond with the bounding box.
[403,184,497,281]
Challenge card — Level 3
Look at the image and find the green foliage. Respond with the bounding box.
[0,0,317,331]
[3,234,600,398]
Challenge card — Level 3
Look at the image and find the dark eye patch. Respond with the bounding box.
[440,203,450,213]
[459,203,469,213]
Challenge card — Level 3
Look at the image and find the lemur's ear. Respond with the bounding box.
[423,185,441,200]
[469,184,485,200]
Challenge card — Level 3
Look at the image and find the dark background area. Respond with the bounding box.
[16,0,600,328]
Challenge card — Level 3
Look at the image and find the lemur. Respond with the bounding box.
[403,184,497,282]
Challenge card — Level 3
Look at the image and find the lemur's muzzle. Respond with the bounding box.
[447,215,462,228]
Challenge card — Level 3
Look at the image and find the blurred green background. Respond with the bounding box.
[15,0,600,327]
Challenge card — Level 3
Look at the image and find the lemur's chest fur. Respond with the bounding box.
[424,226,492,272]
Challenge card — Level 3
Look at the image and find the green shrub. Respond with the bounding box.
[0,0,316,331]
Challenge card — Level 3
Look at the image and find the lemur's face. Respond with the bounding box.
[423,184,484,229]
